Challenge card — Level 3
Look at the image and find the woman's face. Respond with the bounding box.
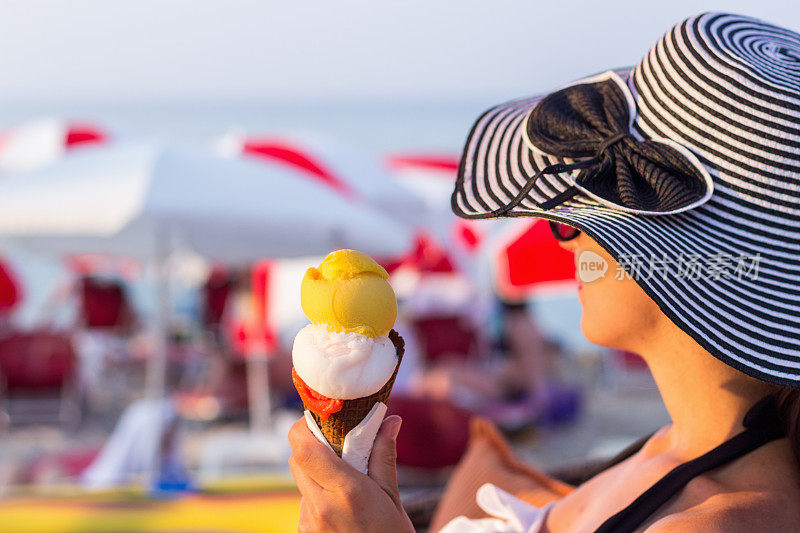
[558,230,666,352]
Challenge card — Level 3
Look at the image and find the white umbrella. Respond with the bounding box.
[0,141,412,260]
[0,141,414,400]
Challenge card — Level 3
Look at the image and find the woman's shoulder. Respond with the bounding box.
[646,489,800,532]
[648,439,800,532]
[549,435,799,532]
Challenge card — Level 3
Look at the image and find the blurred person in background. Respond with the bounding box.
[409,297,571,432]
[496,300,561,401]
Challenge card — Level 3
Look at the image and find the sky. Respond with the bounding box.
[0,0,798,104]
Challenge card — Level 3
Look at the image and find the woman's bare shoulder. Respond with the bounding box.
[649,443,800,533]
[645,489,800,532]
[648,440,800,532]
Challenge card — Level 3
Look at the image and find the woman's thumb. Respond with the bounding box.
[367,415,402,503]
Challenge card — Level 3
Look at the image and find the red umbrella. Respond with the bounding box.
[227,260,277,357]
[382,232,458,275]
[0,258,21,312]
[494,219,576,300]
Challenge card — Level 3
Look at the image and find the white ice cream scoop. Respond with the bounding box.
[292,324,398,399]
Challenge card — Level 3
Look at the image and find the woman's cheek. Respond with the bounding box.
[579,276,616,346]
[579,269,662,351]
[579,272,635,348]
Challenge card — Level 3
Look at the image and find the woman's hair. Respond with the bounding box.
[775,387,800,467]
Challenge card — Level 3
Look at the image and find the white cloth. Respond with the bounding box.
[439,483,554,533]
[303,401,387,474]
[82,397,181,490]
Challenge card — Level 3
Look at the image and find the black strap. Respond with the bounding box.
[540,186,580,210]
[488,159,596,217]
[594,394,786,533]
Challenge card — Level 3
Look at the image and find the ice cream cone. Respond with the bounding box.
[308,329,404,456]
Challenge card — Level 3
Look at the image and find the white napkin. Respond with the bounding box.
[304,401,388,474]
[438,483,554,533]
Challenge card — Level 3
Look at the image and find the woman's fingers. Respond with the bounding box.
[367,415,403,505]
[297,497,321,533]
[288,455,324,499]
[288,417,337,467]
[288,416,414,533]
[288,417,361,491]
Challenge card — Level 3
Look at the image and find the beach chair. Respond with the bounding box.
[79,276,136,332]
[405,416,653,530]
[0,329,81,427]
[411,315,480,363]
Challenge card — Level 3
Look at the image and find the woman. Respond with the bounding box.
[288,12,800,531]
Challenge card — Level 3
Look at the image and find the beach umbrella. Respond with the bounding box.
[0,141,412,261]
[217,133,427,224]
[490,219,576,301]
[384,153,492,300]
[383,233,457,275]
[385,153,486,254]
[386,154,577,301]
[0,119,107,174]
[0,258,22,313]
[0,141,414,400]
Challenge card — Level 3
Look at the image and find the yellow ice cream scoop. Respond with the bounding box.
[301,249,397,337]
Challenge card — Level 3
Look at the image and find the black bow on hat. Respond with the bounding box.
[493,76,711,215]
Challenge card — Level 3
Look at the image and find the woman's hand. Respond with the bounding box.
[288,414,414,533]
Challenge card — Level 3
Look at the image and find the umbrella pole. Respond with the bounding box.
[247,349,272,433]
[246,263,273,433]
[143,231,172,489]
[145,234,170,400]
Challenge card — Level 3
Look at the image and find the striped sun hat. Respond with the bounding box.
[452,12,800,387]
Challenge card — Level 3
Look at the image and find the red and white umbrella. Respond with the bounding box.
[0,141,414,407]
[0,258,22,314]
[380,154,490,320]
[385,153,485,254]
[213,132,425,344]
[383,233,457,275]
[0,119,108,173]
[217,133,426,225]
[491,219,576,300]
[226,257,321,358]
[386,153,576,300]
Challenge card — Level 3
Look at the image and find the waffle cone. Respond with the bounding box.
[307,329,404,456]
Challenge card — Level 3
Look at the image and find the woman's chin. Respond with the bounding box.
[580,314,625,350]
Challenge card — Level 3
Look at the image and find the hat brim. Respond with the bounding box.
[452,70,800,388]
